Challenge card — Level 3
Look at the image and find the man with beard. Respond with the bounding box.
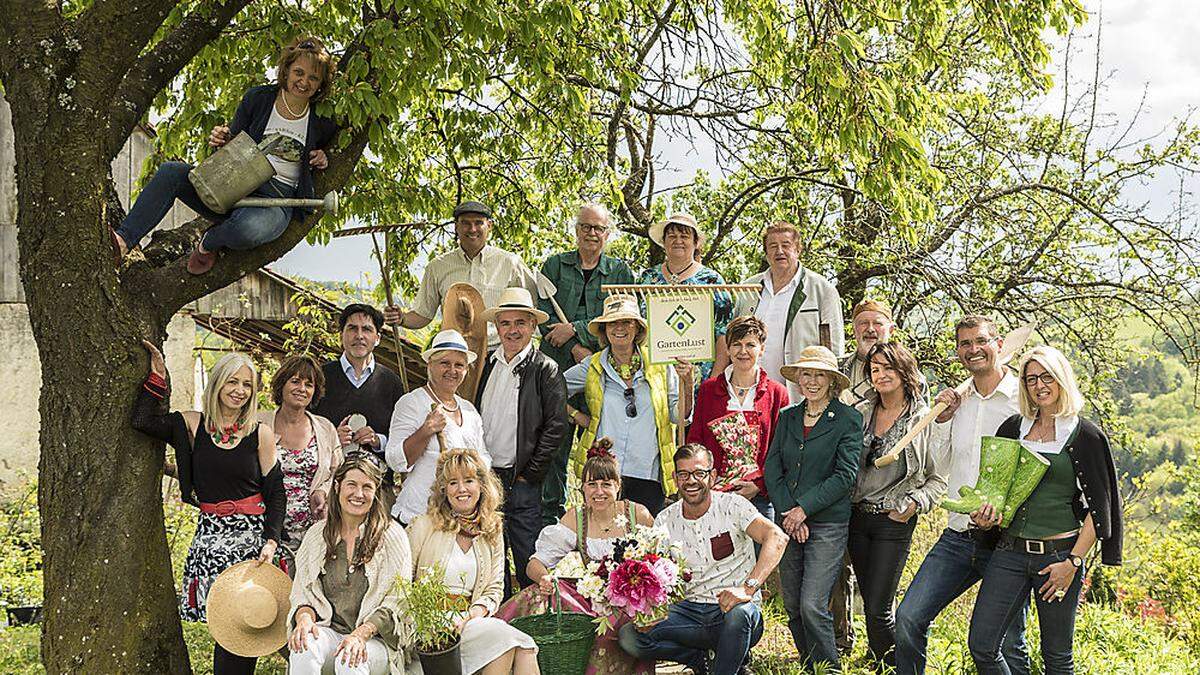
[894,315,1029,675]
[840,299,898,407]
[619,444,788,675]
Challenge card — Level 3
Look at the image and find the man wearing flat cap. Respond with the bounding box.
[387,200,538,349]
[839,298,897,407]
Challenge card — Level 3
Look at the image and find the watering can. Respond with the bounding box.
[188,132,284,214]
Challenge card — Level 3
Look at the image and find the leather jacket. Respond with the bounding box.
[475,347,569,482]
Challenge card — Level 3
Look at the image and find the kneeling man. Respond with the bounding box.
[619,444,787,675]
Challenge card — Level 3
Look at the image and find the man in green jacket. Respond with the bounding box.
[537,203,634,524]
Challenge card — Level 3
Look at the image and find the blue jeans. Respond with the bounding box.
[618,599,763,674]
[115,160,294,251]
[969,542,1085,674]
[777,518,848,672]
[895,529,1029,675]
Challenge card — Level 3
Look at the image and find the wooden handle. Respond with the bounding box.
[431,402,448,453]
[873,400,947,467]
[548,295,569,324]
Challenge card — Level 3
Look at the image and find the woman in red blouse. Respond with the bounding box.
[687,315,790,520]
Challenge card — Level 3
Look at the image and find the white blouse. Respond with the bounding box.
[386,387,490,523]
[1018,414,1079,455]
[444,544,479,595]
[530,523,619,569]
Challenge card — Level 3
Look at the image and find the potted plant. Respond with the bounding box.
[395,563,462,675]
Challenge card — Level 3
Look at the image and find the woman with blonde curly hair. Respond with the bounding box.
[406,448,540,674]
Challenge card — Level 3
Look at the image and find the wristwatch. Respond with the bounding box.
[743,577,762,591]
[1067,554,1083,568]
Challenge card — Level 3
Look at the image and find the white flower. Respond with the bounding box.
[615,513,629,530]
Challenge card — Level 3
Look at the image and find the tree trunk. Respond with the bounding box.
[5,70,193,670]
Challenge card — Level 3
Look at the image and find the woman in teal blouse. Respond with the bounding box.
[764,345,862,672]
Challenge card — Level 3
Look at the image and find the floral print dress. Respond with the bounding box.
[279,435,319,548]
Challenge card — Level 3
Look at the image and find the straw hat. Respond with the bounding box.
[780,345,851,390]
[648,213,705,249]
[206,560,292,657]
[587,294,647,341]
[421,329,478,364]
[480,287,550,324]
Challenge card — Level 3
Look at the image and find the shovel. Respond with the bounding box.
[873,324,1036,468]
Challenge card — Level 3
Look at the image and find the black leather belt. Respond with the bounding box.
[998,533,1077,555]
[853,502,890,514]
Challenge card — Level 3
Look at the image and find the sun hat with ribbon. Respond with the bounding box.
[206,560,292,657]
[421,328,478,364]
[480,286,550,324]
[587,294,647,340]
[780,345,852,390]
[648,212,705,249]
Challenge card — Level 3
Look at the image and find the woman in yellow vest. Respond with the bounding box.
[562,295,694,514]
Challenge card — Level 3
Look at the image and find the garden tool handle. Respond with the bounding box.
[431,402,448,453]
[873,378,971,468]
[548,295,569,324]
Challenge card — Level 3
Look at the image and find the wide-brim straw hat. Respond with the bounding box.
[587,294,647,341]
[780,345,851,390]
[421,328,478,364]
[206,560,292,657]
[480,287,549,324]
[648,213,705,249]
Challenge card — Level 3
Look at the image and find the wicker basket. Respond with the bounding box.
[510,582,596,674]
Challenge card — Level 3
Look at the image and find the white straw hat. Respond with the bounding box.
[421,329,478,364]
[780,345,851,390]
[206,560,292,657]
[587,294,647,341]
[648,213,705,249]
[480,287,550,324]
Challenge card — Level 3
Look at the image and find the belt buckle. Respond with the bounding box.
[212,501,236,517]
[1025,539,1045,555]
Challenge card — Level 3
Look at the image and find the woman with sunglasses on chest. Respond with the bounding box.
[562,295,693,515]
[968,346,1122,675]
[848,342,949,671]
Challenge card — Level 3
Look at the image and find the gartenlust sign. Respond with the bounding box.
[646,292,715,363]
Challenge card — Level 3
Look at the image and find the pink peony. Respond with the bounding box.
[651,557,678,589]
[606,559,668,615]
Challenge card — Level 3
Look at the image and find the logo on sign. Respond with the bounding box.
[666,305,696,336]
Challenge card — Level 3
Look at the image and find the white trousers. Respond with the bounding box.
[288,624,390,675]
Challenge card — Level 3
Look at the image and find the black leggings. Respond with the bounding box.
[846,508,918,669]
[213,643,256,675]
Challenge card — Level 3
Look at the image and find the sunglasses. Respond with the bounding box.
[344,449,384,469]
[623,387,637,417]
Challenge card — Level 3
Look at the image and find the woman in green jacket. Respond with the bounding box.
[765,345,863,672]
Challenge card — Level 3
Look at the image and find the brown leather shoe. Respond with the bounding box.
[109,229,127,264]
[186,244,217,275]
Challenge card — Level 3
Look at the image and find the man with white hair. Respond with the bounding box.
[537,203,634,524]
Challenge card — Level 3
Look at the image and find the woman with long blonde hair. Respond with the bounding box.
[406,448,540,674]
[288,453,413,674]
[132,342,283,674]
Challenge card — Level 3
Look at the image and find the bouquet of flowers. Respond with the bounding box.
[707,412,761,491]
[575,519,691,634]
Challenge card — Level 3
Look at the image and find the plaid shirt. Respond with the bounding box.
[537,250,634,371]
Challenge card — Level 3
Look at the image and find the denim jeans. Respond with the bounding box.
[115,160,294,251]
[777,518,848,672]
[495,468,542,596]
[895,528,1029,675]
[847,509,918,669]
[969,542,1085,674]
[618,599,763,674]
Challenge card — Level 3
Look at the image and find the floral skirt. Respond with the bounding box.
[179,511,263,622]
[495,580,653,675]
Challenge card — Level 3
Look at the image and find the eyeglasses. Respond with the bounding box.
[674,469,713,482]
[957,336,998,350]
[623,387,637,417]
[1023,373,1057,387]
[577,222,609,234]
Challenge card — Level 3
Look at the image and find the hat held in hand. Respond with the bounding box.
[206,560,292,657]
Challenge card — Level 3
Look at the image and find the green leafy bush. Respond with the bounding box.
[0,480,41,608]
[394,562,460,653]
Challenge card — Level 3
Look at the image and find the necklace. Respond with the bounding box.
[279,91,309,118]
[664,260,696,283]
[211,421,242,445]
[804,401,830,419]
[425,385,460,412]
[608,349,642,381]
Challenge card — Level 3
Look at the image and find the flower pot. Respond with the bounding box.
[6,605,43,625]
[417,639,463,675]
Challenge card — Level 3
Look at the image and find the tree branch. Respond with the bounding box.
[103,0,255,161]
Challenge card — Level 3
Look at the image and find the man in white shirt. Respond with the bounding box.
[735,221,844,399]
[894,316,1029,675]
[619,444,787,675]
[387,201,538,349]
[475,288,568,596]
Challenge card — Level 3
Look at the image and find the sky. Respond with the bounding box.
[272,0,1199,286]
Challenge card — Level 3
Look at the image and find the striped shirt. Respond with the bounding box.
[414,244,537,347]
